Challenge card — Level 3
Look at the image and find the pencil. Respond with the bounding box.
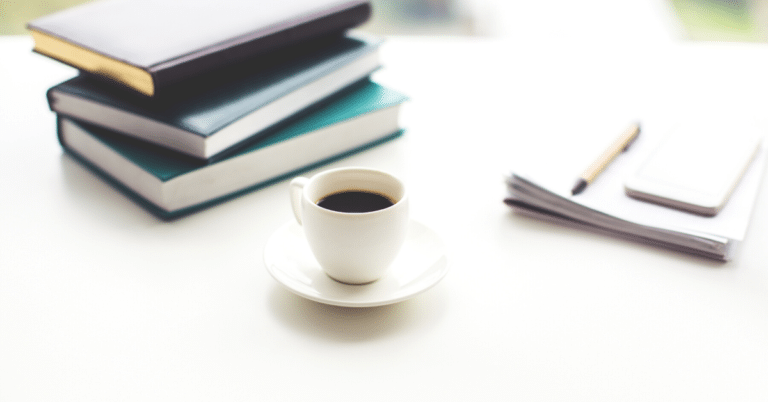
[571,122,641,195]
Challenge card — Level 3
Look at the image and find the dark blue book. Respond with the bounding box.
[47,33,382,161]
[29,0,372,97]
[57,81,407,219]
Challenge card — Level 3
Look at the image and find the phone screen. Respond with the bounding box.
[625,120,762,216]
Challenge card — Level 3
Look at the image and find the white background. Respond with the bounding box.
[3,1,768,400]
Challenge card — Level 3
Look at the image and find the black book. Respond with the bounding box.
[28,0,371,97]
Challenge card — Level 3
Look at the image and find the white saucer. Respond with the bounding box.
[264,219,448,307]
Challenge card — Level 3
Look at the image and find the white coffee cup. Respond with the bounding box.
[290,167,409,284]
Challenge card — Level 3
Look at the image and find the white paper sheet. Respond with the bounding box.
[560,119,767,241]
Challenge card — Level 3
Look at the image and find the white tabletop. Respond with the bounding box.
[3,2,768,400]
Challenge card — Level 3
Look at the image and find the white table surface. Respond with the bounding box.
[3,2,768,400]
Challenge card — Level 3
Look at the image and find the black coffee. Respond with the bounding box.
[317,191,395,213]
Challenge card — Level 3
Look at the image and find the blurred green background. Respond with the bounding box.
[1,0,767,40]
[1,0,481,36]
[1,0,95,34]
[669,0,766,41]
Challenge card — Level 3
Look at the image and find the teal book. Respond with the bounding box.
[47,33,382,161]
[57,81,407,219]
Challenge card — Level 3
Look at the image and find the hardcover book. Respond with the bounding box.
[28,0,372,96]
[47,33,382,161]
[57,81,407,219]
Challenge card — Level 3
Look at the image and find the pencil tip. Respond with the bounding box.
[571,179,587,195]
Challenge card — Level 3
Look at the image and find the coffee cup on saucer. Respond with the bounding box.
[289,167,409,285]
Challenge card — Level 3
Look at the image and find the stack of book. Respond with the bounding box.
[28,0,407,219]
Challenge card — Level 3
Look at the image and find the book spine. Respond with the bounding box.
[46,85,58,112]
[55,115,68,150]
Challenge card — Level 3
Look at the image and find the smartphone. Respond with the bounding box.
[624,120,762,216]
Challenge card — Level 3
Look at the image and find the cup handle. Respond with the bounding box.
[290,177,309,225]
